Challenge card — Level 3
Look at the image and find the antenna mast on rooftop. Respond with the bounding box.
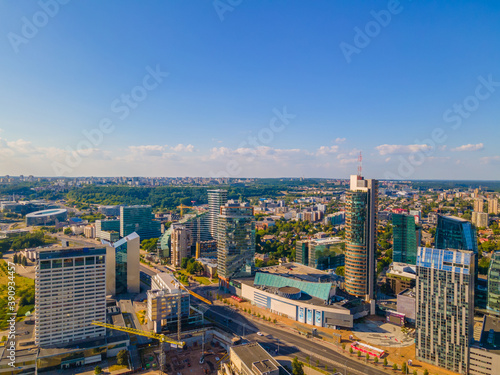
[357,151,363,177]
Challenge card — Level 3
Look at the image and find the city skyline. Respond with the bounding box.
[1,1,499,179]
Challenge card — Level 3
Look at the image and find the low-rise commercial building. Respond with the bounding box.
[469,316,500,375]
[385,262,417,295]
[229,263,370,329]
[147,273,190,332]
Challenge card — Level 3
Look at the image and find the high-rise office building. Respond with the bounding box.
[35,247,106,346]
[95,219,120,242]
[474,198,484,213]
[416,247,475,374]
[295,237,345,271]
[158,211,211,260]
[208,189,228,239]
[104,232,140,295]
[171,225,192,268]
[488,252,500,313]
[472,211,489,228]
[392,213,420,265]
[120,205,161,240]
[217,202,255,284]
[435,215,478,254]
[345,174,378,300]
[488,197,499,215]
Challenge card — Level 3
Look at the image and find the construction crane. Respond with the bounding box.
[92,321,185,374]
[171,279,213,342]
[177,204,192,217]
[91,321,185,348]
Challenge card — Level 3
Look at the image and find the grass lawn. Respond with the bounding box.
[176,269,215,285]
[0,260,35,329]
[108,364,128,372]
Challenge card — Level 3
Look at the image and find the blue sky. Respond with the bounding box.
[0,0,499,179]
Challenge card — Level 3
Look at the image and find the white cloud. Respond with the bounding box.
[171,144,195,152]
[335,137,346,144]
[481,156,500,164]
[451,143,484,152]
[375,144,432,155]
[316,145,339,156]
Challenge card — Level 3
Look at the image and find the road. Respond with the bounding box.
[198,303,389,375]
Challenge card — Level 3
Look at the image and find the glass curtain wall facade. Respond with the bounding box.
[344,175,378,300]
[120,205,161,240]
[416,247,475,374]
[393,213,418,264]
[488,251,500,313]
[217,203,255,281]
[435,215,478,253]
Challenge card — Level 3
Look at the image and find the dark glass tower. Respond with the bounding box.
[393,213,419,264]
[435,215,477,253]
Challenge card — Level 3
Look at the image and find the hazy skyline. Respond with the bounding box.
[1,1,499,179]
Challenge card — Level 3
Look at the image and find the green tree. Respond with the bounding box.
[291,357,304,375]
[316,359,319,367]
[393,363,398,370]
[413,371,417,375]
[22,256,27,266]
[384,358,388,366]
[94,366,102,375]
[13,253,18,263]
[181,257,190,269]
[402,362,407,373]
[305,355,310,365]
[117,350,129,366]
[366,353,370,361]
[335,266,345,277]
[357,351,361,357]
[349,347,353,354]
[423,369,429,375]
[374,357,378,364]
[64,228,72,235]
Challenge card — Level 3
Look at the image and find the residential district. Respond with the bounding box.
[0,175,500,375]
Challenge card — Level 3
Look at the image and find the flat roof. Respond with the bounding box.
[477,316,500,353]
[26,208,67,217]
[258,262,333,282]
[231,343,289,375]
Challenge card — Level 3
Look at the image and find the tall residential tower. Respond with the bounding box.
[344,175,378,300]
[416,247,475,373]
[208,189,228,239]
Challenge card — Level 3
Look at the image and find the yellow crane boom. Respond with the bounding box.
[177,204,192,217]
[91,321,185,348]
[181,285,212,305]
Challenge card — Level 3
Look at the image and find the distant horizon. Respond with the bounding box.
[3,174,500,183]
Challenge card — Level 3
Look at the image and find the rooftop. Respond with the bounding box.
[26,208,67,217]
[231,343,289,375]
[476,315,500,354]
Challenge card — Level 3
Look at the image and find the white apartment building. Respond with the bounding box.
[35,247,107,346]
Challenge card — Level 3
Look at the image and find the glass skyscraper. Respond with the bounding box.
[120,205,161,240]
[104,232,140,295]
[416,247,475,374]
[393,213,419,264]
[487,251,500,313]
[217,202,255,284]
[345,175,378,299]
[435,215,477,253]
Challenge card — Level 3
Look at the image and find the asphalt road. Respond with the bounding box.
[199,303,389,375]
